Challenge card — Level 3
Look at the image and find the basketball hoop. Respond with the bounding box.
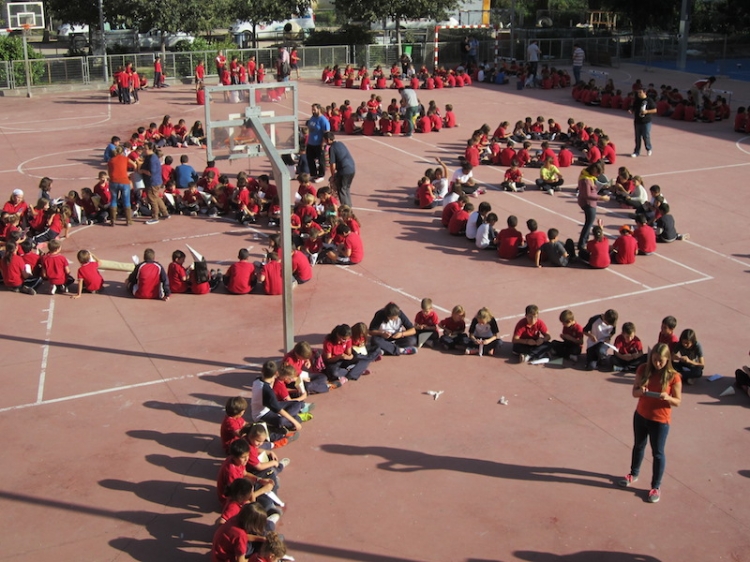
[22,23,31,31]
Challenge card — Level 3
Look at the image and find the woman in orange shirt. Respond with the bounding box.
[618,344,682,503]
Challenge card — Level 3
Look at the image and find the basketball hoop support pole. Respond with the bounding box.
[247,113,294,353]
[22,28,32,98]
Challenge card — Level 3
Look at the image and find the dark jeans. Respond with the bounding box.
[573,65,582,85]
[371,334,417,356]
[306,144,324,178]
[405,106,419,136]
[336,172,354,207]
[613,355,647,372]
[675,363,703,382]
[630,411,670,489]
[550,340,581,359]
[258,401,304,429]
[512,341,552,360]
[325,348,381,380]
[578,204,597,250]
[586,342,609,368]
[633,121,652,155]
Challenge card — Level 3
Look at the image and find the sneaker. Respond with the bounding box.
[547,188,554,195]
[162,214,171,220]
[399,346,418,355]
[20,286,36,295]
[301,402,316,413]
[278,457,291,468]
[267,513,281,525]
[298,412,314,422]
[519,354,529,363]
[189,211,198,216]
[618,474,638,487]
[50,285,56,295]
[465,348,479,355]
[145,219,160,225]
[361,369,371,376]
[613,365,625,372]
[647,150,653,156]
[648,488,660,503]
[630,153,638,158]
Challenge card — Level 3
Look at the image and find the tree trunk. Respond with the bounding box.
[396,16,403,58]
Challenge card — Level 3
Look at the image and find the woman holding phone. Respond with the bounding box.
[618,343,682,503]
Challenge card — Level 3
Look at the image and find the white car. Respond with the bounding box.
[139,29,195,49]
[230,8,315,38]
[370,17,459,30]
[57,23,89,39]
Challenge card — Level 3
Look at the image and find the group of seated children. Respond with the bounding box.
[454,115,616,193]
[320,97,457,137]
[321,62,473,91]
[574,77,731,124]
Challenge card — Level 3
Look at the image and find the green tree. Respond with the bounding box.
[335,0,460,51]
[0,36,45,87]
[593,0,680,33]
[225,0,312,47]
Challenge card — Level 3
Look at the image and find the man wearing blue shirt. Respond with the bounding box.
[305,103,330,181]
[174,154,199,189]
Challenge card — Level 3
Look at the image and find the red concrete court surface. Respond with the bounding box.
[1,63,749,562]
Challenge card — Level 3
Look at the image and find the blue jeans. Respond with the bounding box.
[633,121,652,155]
[573,66,582,84]
[630,411,670,489]
[109,182,131,208]
[405,106,419,136]
[577,204,597,250]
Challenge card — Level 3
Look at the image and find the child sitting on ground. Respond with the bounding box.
[550,309,584,362]
[42,239,74,295]
[250,361,304,432]
[439,305,468,351]
[465,307,501,356]
[612,321,645,373]
[414,297,440,347]
[72,249,104,298]
[511,304,552,363]
[220,396,250,454]
[583,309,618,370]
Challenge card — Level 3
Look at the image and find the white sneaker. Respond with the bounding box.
[647,149,652,156]
[279,457,291,468]
[630,153,638,158]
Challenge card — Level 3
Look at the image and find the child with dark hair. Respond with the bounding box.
[216,439,274,506]
[0,241,39,294]
[579,224,610,269]
[535,228,574,267]
[168,250,190,294]
[512,304,552,362]
[212,502,276,560]
[282,341,330,395]
[42,239,75,295]
[550,309,584,361]
[671,329,705,384]
[525,219,547,263]
[658,316,679,351]
[250,360,305,430]
[583,309,619,370]
[655,203,689,242]
[496,215,525,259]
[224,248,254,295]
[220,396,249,454]
[612,322,646,372]
[127,248,170,300]
[323,323,381,381]
[634,214,656,255]
[369,302,418,356]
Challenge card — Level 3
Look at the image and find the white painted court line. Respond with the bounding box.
[36,299,56,403]
[339,266,451,314]
[0,364,255,414]
[0,98,113,134]
[682,239,750,269]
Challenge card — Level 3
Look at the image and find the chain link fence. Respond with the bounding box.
[2,37,749,91]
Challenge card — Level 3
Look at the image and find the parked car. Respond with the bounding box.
[139,29,195,49]
[230,7,315,39]
[370,17,459,30]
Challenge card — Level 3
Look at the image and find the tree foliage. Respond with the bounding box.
[334,0,461,25]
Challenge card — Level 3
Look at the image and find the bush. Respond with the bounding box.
[0,36,45,87]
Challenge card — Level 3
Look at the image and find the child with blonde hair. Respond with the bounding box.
[465,307,501,356]
[439,305,468,350]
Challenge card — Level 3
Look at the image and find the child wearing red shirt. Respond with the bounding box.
[550,309,584,361]
[443,104,457,128]
[448,202,472,236]
[634,215,656,255]
[612,322,645,372]
[414,297,440,348]
[496,215,524,259]
[72,249,103,297]
[511,304,552,363]
[612,225,638,264]
[220,396,249,454]
[42,239,73,294]
[168,250,190,293]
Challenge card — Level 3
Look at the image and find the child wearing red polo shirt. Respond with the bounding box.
[502,160,525,192]
[221,396,250,454]
[634,214,657,255]
[72,249,103,298]
[611,225,638,264]
[168,250,190,294]
[448,202,472,236]
[224,248,254,294]
[511,304,552,363]
[550,309,584,361]
[414,297,440,348]
[524,219,547,262]
[612,322,645,373]
[443,104,457,128]
[42,239,74,294]
[657,316,679,351]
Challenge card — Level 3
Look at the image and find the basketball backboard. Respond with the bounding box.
[6,2,45,30]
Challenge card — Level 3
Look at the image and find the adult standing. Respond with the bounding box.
[618,344,682,504]
[460,36,471,67]
[277,46,291,82]
[324,132,355,207]
[141,143,169,225]
[215,50,226,76]
[153,55,163,88]
[399,87,419,137]
[305,103,330,181]
[467,36,479,68]
[690,75,716,112]
[576,163,609,252]
[106,146,133,226]
[630,88,657,158]
[572,43,585,85]
[527,40,541,79]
